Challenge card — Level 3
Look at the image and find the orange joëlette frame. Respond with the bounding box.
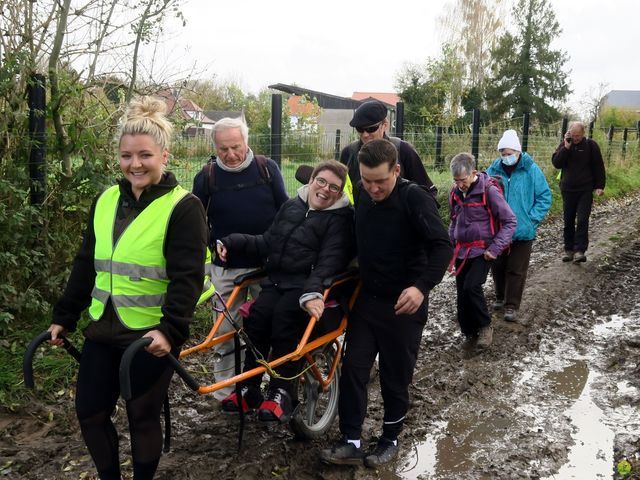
[180,272,361,395]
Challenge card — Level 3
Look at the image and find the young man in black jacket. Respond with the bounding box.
[321,139,452,468]
[551,121,606,263]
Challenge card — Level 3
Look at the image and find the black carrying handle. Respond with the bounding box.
[119,337,200,401]
[23,330,81,389]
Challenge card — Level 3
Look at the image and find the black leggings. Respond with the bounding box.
[75,339,174,480]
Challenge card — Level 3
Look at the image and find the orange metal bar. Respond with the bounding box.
[180,275,263,357]
[183,273,361,396]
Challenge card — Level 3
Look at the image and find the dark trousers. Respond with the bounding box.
[455,255,491,337]
[338,292,426,441]
[242,285,307,395]
[490,239,533,310]
[75,339,174,480]
[562,190,593,252]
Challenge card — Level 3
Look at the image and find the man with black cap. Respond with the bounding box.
[340,99,434,202]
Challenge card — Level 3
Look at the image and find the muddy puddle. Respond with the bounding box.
[398,307,640,480]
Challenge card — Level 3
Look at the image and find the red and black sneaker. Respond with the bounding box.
[257,387,293,423]
[221,385,263,414]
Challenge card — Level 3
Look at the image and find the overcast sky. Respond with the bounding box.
[158,0,639,116]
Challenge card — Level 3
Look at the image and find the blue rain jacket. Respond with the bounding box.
[487,152,552,241]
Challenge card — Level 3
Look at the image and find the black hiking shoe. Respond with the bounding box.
[257,387,293,424]
[562,250,574,262]
[503,307,517,322]
[363,437,399,468]
[320,437,365,465]
[492,299,504,311]
[461,334,478,352]
[476,325,493,349]
[221,384,263,414]
[573,251,587,263]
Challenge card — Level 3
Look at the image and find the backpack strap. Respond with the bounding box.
[253,154,272,184]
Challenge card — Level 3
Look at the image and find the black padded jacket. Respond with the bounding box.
[221,188,354,294]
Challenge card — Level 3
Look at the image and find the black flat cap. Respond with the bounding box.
[349,100,388,128]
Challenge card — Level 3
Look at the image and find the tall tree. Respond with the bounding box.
[485,0,571,123]
[185,78,247,111]
[438,0,507,91]
[395,45,465,126]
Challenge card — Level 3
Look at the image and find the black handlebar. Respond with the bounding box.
[119,338,200,401]
[23,330,81,389]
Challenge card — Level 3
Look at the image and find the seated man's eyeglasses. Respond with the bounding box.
[356,122,383,134]
[314,176,342,193]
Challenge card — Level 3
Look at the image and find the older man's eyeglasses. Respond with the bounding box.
[453,173,473,185]
[356,122,382,134]
[314,176,342,193]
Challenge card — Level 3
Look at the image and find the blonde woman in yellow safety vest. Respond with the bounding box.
[48,96,213,480]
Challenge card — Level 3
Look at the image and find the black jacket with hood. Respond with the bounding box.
[221,185,354,294]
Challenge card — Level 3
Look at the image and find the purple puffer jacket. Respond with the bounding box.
[448,172,517,259]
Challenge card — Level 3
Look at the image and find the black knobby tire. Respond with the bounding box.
[289,343,340,439]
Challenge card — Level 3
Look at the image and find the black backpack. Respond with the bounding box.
[200,154,271,194]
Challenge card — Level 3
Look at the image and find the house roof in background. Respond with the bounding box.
[287,97,317,116]
[351,92,400,107]
[602,90,640,109]
[204,110,243,122]
[269,83,362,110]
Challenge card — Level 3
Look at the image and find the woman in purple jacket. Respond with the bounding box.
[448,153,517,351]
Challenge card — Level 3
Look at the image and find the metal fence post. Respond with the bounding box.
[606,125,614,166]
[607,125,614,144]
[471,109,480,168]
[435,126,443,170]
[334,129,341,161]
[561,116,569,139]
[522,112,530,152]
[28,73,46,206]
[622,127,628,159]
[270,94,282,167]
[395,102,404,140]
[636,121,640,161]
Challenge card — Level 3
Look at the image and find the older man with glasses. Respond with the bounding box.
[339,100,435,202]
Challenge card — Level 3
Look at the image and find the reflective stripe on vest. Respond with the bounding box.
[89,185,215,329]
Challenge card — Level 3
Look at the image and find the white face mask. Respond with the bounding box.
[501,154,518,166]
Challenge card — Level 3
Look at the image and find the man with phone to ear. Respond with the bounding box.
[552,121,606,263]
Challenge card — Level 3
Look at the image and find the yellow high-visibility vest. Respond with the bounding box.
[89,185,215,329]
[344,174,354,204]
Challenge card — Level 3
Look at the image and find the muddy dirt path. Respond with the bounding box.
[2,194,640,480]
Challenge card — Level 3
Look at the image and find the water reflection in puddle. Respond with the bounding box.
[400,412,514,479]
[544,360,588,399]
[541,368,614,479]
[399,312,637,479]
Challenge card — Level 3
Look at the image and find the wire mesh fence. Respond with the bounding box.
[8,123,640,198]
[167,126,640,195]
